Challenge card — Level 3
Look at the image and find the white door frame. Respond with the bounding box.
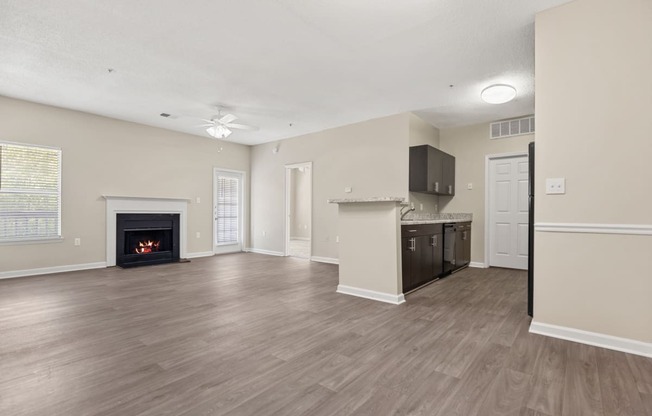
[284,162,312,257]
[484,152,529,268]
[213,167,246,255]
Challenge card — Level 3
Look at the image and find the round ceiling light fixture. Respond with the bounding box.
[481,84,517,104]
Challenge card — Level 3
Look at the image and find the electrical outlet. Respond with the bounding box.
[467,183,473,190]
[344,187,352,193]
[336,236,339,243]
[74,238,81,246]
[419,203,423,211]
[262,231,267,237]
[196,232,201,239]
[195,197,201,203]
[546,178,566,194]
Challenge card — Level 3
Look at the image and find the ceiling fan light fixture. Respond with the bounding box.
[207,124,232,139]
[481,84,517,104]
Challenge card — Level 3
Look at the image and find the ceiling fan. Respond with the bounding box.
[200,110,258,139]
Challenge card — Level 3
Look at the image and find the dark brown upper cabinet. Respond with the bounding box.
[409,145,456,196]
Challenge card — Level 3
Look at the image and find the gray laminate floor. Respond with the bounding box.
[0,253,650,416]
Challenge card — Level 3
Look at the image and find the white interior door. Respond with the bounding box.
[489,155,529,269]
[213,169,243,254]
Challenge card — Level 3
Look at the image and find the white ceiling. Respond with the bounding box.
[0,0,571,145]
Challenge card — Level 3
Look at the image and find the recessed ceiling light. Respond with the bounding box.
[481,84,517,104]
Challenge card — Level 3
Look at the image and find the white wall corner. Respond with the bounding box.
[337,284,406,305]
[529,321,652,358]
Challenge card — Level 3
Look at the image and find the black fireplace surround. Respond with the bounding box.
[116,213,180,267]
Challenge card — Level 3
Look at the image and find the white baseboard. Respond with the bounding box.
[311,256,339,265]
[185,251,215,259]
[244,248,285,257]
[469,261,487,268]
[0,262,107,280]
[529,321,652,358]
[337,284,405,305]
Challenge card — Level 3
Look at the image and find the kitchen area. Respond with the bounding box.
[329,141,474,303]
[401,144,472,293]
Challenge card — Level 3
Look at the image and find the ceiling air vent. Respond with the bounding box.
[490,115,535,139]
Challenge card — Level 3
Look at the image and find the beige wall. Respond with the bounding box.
[250,113,410,259]
[0,96,250,272]
[289,167,311,239]
[408,113,441,214]
[337,202,402,296]
[535,0,652,342]
[438,122,533,264]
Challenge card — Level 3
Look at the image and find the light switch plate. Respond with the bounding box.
[546,178,566,194]
[467,183,473,190]
[195,197,201,203]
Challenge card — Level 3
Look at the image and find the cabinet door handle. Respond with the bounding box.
[410,237,416,251]
[463,231,467,240]
[448,185,453,194]
[408,229,417,233]
[434,182,439,192]
[431,235,437,247]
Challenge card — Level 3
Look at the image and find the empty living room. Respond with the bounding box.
[1,1,651,415]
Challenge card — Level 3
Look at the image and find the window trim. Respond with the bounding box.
[0,140,62,243]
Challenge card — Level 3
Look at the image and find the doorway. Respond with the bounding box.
[285,162,312,258]
[485,153,529,269]
[213,169,244,254]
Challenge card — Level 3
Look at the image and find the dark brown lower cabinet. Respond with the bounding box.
[401,224,443,293]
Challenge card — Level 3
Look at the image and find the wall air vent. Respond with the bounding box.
[490,115,535,139]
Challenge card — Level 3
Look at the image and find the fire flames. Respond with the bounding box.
[135,240,160,254]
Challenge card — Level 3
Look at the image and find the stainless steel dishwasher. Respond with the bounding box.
[443,223,456,275]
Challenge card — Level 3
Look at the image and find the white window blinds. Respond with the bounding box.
[0,142,62,241]
[216,175,239,244]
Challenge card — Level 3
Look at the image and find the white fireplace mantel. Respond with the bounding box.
[103,196,189,266]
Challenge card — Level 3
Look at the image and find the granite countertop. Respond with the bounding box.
[328,197,406,204]
[401,213,472,225]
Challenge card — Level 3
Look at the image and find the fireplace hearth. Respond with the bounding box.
[116,213,180,267]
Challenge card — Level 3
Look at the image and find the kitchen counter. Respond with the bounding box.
[401,213,472,225]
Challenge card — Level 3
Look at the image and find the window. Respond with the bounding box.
[0,142,62,242]
[215,174,239,245]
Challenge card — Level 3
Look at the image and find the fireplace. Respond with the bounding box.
[116,213,180,267]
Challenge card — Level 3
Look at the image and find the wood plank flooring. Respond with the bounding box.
[0,253,650,415]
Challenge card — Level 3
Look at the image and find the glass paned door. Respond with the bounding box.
[214,170,243,253]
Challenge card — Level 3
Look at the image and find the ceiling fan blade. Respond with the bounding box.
[218,114,237,125]
[225,123,258,131]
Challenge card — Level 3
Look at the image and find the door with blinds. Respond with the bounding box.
[213,170,243,254]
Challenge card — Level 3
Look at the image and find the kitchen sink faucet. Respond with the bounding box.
[400,205,416,220]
